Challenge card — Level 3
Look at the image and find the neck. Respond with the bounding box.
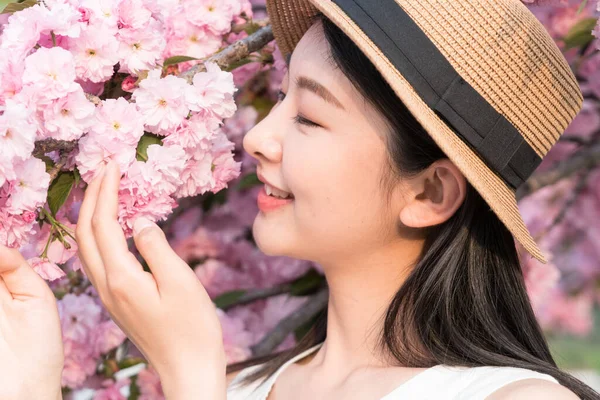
[310,238,422,370]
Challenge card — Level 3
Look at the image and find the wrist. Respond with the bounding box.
[158,353,227,400]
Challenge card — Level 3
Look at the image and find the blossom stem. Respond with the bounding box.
[41,225,54,259]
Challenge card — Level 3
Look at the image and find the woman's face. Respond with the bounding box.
[243,21,408,265]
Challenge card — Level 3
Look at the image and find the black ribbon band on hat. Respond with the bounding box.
[331,0,542,189]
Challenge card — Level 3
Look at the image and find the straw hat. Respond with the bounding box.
[265,0,583,263]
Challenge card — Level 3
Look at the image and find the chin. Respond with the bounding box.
[251,216,296,257]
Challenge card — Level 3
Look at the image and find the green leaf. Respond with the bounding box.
[163,55,200,67]
[289,268,325,296]
[577,0,589,15]
[47,171,75,216]
[236,172,261,190]
[73,166,81,187]
[118,357,146,369]
[39,155,55,173]
[129,376,141,400]
[1,0,37,14]
[136,133,162,161]
[225,58,255,72]
[214,290,247,309]
[244,21,262,36]
[563,17,598,50]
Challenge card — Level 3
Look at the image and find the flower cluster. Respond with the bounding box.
[0,0,250,253]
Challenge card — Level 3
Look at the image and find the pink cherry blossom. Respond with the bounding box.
[217,308,253,363]
[27,257,66,281]
[187,62,237,119]
[58,293,102,342]
[117,0,152,30]
[22,47,78,100]
[91,320,127,355]
[162,113,219,150]
[93,378,130,400]
[182,0,243,36]
[175,150,214,198]
[75,134,137,183]
[136,366,164,400]
[132,69,191,134]
[222,105,258,148]
[0,100,37,184]
[68,25,120,83]
[163,16,222,60]
[0,50,25,106]
[121,75,137,92]
[80,0,120,31]
[117,21,166,73]
[41,87,96,141]
[2,157,50,214]
[91,98,144,146]
[0,210,37,248]
[62,338,98,388]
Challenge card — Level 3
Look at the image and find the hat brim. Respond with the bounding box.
[266,0,547,263]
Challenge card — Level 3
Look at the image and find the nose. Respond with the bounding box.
[242,110,284,164]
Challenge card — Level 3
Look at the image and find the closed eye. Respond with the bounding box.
[293,114,320,128]
[277,89,321,128]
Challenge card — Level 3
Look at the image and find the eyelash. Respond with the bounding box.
[276,89,321,128]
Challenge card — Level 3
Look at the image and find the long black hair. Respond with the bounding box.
[227,13,599,399]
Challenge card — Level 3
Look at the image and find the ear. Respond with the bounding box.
[399,159,467,228]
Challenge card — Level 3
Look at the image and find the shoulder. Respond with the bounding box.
[487,378,578,399]
[429,365,572,399]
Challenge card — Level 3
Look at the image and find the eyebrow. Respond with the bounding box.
[295,76,345,110]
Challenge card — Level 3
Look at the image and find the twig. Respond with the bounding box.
[85,92,102,106]
[221,282,296,311]
[516,141,600,200]
[33,138,78,158]
[179,25,274,83]
[47,151,70,181]
[250,288,329,357]
[33,25,275,156]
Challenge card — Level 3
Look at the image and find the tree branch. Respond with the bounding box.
[221,282,296,311]
[33,139,78,158]
[516,141,600,200]
[179,25,274,84]
[250,288,328,357]
[33,24,275,157]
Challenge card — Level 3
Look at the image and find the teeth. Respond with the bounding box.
[265,183,293,199]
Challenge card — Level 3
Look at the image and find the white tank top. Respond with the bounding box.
[227,342,561,399]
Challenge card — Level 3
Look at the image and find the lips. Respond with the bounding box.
[257,185,294,212]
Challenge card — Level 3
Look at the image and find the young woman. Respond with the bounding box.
[0,0,598,399]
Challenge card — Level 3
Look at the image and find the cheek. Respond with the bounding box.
[285,139,390,248]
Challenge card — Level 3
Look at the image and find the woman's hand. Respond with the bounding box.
[0,246,64,400]
[75,161,227,400]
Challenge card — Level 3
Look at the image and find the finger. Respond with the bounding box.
[0,277,12,303]
[76,166,108,291]
[0,246,51,298]
[133,218,194,292]
[92,161,143,278]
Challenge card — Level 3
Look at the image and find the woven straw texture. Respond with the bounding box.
[265,0,584,263]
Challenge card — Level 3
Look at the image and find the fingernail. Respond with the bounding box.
[133,217,154,236]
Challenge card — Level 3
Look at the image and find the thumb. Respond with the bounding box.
[0,245,52,299]
[132,218,192,291]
